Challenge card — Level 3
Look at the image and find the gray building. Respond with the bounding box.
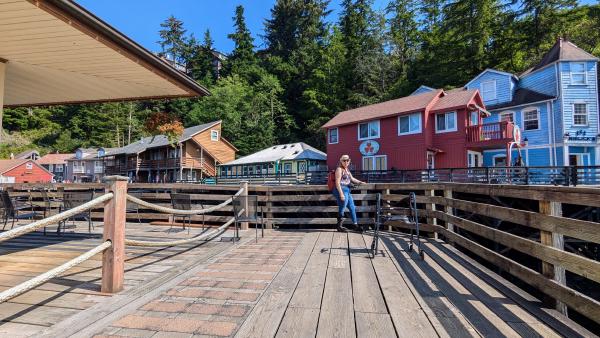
[65,148,114,183]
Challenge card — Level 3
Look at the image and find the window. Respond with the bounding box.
[73,161,85,173]
[328,128,339,144]
[570,62,586,85]
[168,149,178,159]
[398,113,422,135]
[56,164,64,172]
[523,109,539,130]
[573,103,588,126]
[284,163,292,174]
[362,155,387,171]
[435,111,457,133]
[94,161,103,173]
[210,130,219,141]
[358,120,380,140]
[26,162,33,170]
[500,111,514,123]
[481,80,497,101]
[494,155,507,167]
[48,164,54,172]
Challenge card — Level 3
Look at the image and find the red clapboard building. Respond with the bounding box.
[322,89,499,170]
[0,159,53,183]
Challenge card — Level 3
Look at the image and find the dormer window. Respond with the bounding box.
[570,62,586,85]
[210,130,219,141]
[75,150,82,159]
[481,80,497,101]
[358,120,380,140]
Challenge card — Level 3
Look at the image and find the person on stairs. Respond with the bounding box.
[333,155,365,232]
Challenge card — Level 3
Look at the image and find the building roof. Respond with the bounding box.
[410,85,435,95]
[107,121,221,156]
[2,0,209,107]
[14,150,40,159]
[430,89,478,112]
[522,38,599,76]
[487,88,556,110]
[322,90,443,129]
[464,69,519,88]
[223,143,326,166]
[37,153,74,165]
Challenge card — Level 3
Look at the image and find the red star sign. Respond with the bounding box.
[364,142,374,154]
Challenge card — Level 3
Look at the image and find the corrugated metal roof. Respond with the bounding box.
[322,90,443,129]
[223,143,326,166]
[106,121,221,156]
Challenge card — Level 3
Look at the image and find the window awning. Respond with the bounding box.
[0,0,209,107]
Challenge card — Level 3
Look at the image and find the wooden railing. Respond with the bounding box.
[1,181,599,327]
[466,121,514,144]
[105,157,215,176]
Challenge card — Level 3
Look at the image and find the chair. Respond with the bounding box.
[0,190,35,230]
[60,190,94,234]
[170,193,192,233]
[126,191,142,224]
[232,195,264,243]
[38,188,63,235]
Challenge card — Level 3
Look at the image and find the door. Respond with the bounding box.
[569,153,589,166]
[426,151,435,169]
[297,161,307,173]
[467,151,483,167]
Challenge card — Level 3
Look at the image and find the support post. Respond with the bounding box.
[539,200,568,315]
[101,176,128,294]
[265,188,273,229]
[385,189,392,231]
[444,189,454,232]
[425,190,438,239]
[241,181,249,230]
[361,189,368,226]
[0,60,6,144]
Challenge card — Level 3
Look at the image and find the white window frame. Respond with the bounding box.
[522,108,540,131]
[398,113,422,135]
[467,150,483,167]
[357,120,380,140]
[48,164,54,172]
[481,80,497,101]
[362,155,387,171]
[499,111,514,123]
[73,161,85,173]
[435,111,457,133]
[493,154,507,167]
[572,102,588,126]
[210,130,219,141]
[26,162,33,170]
[94,161,103,173]
[328,128,339,144]
[570,62,586,85]
[56,164,64,172]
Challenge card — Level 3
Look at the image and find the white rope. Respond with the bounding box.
[0,193,114,243]
[125,188,244,215]
[124,217,235,247]
[0,241,112,303]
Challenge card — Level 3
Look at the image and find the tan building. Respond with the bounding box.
[105,121,236,182]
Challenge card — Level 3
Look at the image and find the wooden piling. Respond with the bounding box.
[101,176,128,294]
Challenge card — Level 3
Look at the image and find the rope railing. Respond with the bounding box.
[125,187,243,215]
[0,240,112,303]
[124,216,235,247]
[0,193,114,243]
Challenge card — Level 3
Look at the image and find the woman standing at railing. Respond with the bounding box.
[332,155,365,232]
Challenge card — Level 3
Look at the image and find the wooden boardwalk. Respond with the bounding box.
[0,227,595,337]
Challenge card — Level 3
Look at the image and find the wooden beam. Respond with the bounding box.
[539,200,568,315]
[0,60,5,144]
[101,176,128,293]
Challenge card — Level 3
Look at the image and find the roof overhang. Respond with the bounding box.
[0,0,209,107]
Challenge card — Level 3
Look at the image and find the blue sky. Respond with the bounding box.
[76,0,386,53]
[76,0,594,54]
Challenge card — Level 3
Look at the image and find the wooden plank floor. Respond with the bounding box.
[0,221,233,337]
[237,230,594,338]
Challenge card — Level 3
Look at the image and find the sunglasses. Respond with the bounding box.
[342,159,351,162]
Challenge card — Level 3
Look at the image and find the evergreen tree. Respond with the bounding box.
[387,0,419,95]
[225,5,257,81]
[158,16,187,64]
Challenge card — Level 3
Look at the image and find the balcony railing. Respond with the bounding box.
[466,121,514,146]
[105,157,216,176]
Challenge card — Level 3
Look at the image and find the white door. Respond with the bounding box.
[426,151,435,169]
[467,151,483,167]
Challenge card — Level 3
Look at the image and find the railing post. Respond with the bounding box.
[539,200,568,316]
[266,188,273,229]
[101,176,128,294]
[241,181,249,230]
[444,189,454,233]
[425,189,437,239]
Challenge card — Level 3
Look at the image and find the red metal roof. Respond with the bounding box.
[37,153,75,165]
[322,90,443,129]
[430,89,478,112]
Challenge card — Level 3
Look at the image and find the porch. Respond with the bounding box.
[466,121,516,148]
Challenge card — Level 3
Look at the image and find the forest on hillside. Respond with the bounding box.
[3,0,600,158]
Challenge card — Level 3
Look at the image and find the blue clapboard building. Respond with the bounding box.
[416,38,599,167]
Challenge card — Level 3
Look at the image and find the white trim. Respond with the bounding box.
[481,79,497,101]
[410,85,435,95]
[525,148,530,166]
[489,98,554,111]
[548,101,557,166]
[362,155,387,171]
[328,127,339,144]
[398,113,422,136]
[563,145,569,166]
[522,107,540,131]
[357,120,380,141]
[569,62,587,85]
[558,63,565,140]
[572,102,588,126]
[499,110,515,123]
[467,150,483,167]
[464,68,518,88]
[492,154,507,166]
[435,111,458,133]
[210,130,219,141]
[595,146,600,165]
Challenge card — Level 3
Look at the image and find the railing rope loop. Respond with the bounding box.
[0,193,114,243]
[0,241,112,303]
[125,187,243,215]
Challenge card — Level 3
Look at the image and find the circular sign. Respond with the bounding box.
[359,140,380,156]
[513,125,522,144]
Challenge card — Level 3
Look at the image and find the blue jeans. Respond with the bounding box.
[333,185,357,224]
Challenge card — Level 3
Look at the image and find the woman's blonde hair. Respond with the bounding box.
[339,155,351,167]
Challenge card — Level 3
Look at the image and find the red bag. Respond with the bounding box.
[327,170,336,192]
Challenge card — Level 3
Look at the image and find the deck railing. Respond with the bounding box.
[466,121,514,144]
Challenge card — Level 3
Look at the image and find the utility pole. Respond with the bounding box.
[128,102,133,145]
[0,60,6,144]
[116,123,120,148]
